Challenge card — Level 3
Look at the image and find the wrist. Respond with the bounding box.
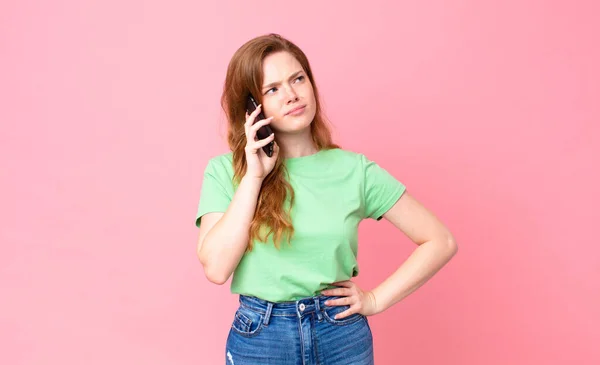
[241,175,264,186]
[367,291,382,315]
[368,289,388,315]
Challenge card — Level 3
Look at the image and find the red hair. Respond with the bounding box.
[220,33,339,251]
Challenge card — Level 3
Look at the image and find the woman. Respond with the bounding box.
[195,33,458,365]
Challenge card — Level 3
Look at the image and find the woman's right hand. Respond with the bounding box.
[244,104,279,180]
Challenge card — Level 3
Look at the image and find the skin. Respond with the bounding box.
[255,51,319,160]
[254,52,459,320]
[321,194,458,320]
[201,51,459,320]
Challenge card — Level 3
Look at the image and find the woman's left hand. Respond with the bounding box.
[320,280,380,319]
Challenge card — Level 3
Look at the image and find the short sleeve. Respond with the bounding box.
[194,158,233,228]
[362,154,407,221]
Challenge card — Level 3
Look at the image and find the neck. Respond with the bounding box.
[276,129,318,158]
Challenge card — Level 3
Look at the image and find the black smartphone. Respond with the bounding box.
[246,94,274,157]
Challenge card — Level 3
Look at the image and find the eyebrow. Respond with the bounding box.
[262,70,304,90]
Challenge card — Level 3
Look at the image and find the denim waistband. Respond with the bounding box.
[239,294,345,325]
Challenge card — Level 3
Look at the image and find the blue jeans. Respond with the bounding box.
[225,294,374,364]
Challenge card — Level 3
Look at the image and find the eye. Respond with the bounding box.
[295,76,305,83]
[265,87,277,95]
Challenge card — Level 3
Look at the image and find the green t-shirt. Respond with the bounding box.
[195,148,406,302]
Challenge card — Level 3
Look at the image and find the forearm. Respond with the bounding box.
[199,175,263,284]
[370,238,458,313]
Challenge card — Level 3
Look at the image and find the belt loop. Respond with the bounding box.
[263,302,273,326]
[314,297,323,321]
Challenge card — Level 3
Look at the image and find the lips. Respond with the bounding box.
[285,105,306,115]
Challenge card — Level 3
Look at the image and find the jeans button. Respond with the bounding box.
[299,303,306,311]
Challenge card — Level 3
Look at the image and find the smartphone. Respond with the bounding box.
[246,94,274,157]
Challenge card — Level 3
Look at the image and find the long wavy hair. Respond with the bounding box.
[220,33,339,252]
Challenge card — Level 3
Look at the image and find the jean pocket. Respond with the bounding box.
[231,305,264,337]
[322,302,365,326]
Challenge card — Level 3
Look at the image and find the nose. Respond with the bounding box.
[283,85,299,104]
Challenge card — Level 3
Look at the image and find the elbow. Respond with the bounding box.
[446,235,458,255]
[205,268,229,285]
[200,258,230,285]
[196,243,230,285]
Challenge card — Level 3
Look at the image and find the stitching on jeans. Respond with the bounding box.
[297,310,305,365]
[311,313,322,365]
[239,302,307,317]
[322,306,364,326]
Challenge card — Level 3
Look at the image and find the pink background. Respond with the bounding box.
[2,1,598,364]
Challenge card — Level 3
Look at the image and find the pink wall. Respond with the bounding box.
[1,1,598,364]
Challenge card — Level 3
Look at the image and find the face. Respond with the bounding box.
[259,51,316,134]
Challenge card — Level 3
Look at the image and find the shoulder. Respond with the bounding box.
[325,147,364,161]
[326,147,371,167]
[207,151,233,166]
[203,152,234,177]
